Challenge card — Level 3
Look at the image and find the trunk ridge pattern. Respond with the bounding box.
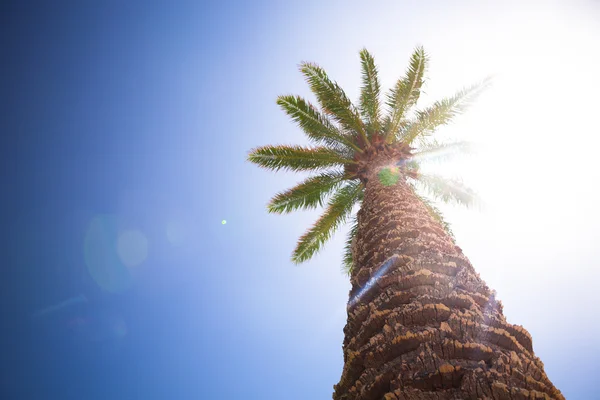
[333,178,564,400]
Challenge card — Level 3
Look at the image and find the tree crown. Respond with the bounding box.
[248,47,490,273]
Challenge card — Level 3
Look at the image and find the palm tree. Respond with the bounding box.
[248,47,563,400]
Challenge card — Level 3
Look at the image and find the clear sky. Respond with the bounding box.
[2,0,599,399]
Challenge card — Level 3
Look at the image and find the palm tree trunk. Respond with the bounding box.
[333,176,563,400]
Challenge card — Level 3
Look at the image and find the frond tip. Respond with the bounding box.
[300,62,369,147]
[292,181,363,264]
[276,95,362,154]
[267,171,348,214]
[247,145,356,172]
[412,140,473,163]
[359,48,382,134]
[400,77,493,144]
[413,173,479,208]
[384,45,428,143]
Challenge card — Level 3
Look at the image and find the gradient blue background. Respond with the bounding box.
[2,1,597,399]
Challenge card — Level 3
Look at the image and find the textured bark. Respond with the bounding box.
[333,169,563,399]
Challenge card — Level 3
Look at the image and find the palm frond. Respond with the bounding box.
[248,48,490,270]
[384,46,428,143]
[277,95,363,154]
[267,171,349,214]
[247,145,356,172]
[292,181,363,264]
[400,77,492,145]
[359,49,381,135]
[404,159,420,177]
[412,140,473,163]
[412,173,479,207]
[342,214,359,275]
[300,62,369,147]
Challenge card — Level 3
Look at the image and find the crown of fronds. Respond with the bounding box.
[248,46,490,274]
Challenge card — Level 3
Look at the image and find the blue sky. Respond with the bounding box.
[2,1,599,399]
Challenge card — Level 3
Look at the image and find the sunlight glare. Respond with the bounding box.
[349,256,396,307]
[419,3,600,240]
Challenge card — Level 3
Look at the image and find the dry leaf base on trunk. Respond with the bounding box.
[333,178,564,400]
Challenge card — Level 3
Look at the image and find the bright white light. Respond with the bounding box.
[412,3,600,334]
[428,5,600,226]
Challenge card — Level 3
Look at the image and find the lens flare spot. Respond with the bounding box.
[84,215,132,293]
[222,220,227,225]
[117,229,148,267]
[378,167,400,186]
[349,256,395,307]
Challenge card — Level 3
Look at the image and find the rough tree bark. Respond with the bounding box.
[332,170,564,399]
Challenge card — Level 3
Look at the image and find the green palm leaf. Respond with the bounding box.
[384,46,428,143]
[277,95,363,154]
[267,171,349,214]
[292,181,363,264]
[247,145,356,172]
[400,77,492,145]
[412,173,478,207]
[249,47,489,267]
[412,140,472,163]
[300,62,369,147]
[342,214,359,275]
[359,49,381,135]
